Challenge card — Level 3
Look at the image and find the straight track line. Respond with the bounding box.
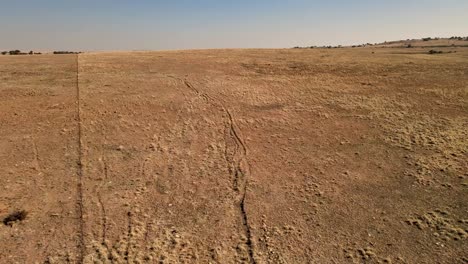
[76,54,85,263]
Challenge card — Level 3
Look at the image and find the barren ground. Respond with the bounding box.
[0,46,467,264]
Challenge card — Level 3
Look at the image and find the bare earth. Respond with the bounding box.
[0,46,467,264]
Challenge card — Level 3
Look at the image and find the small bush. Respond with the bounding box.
[9,50,21,55]
[3,210,28,226]
[428,50,443,54]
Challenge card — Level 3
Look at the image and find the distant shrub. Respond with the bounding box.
[428,50,443,54]
[422,37,432,41]
[1,51,7,55]
[406,44,413,48]
[53,51,80,54]
[8,50,27,55]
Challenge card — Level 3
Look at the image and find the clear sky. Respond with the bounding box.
[1,0,467,51]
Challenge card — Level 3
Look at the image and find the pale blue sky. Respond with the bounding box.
[0,0,467,51]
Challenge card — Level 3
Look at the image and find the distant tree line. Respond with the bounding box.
[423,36,468,41]
[428,50,457,55]
[294,43,375,49]
[1,50,42,55]
[1,50,81,55]
[292,37,468,49]
[449,36,468,41]
[53,51,81,54]
[294,44,347,49]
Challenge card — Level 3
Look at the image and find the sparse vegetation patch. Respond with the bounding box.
[3,210,28,226]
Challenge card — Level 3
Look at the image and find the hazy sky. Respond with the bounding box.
[1,0,467,51]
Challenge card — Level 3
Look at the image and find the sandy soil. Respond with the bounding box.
[0,46,467,263]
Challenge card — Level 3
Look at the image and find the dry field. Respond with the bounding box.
[0,45,467,264]
[373,38,468,48]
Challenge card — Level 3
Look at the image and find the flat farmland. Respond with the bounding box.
[0,47,467,263]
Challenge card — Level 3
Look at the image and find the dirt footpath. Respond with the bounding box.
[0,48,467,263]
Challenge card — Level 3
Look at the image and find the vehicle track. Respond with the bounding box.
[225,109,256,264]
[75,54,85,263]
[179,78,256,264]
[97,192,112,262]
[97,155,112,261]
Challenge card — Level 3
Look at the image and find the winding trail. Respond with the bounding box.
[181,78,256,264]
